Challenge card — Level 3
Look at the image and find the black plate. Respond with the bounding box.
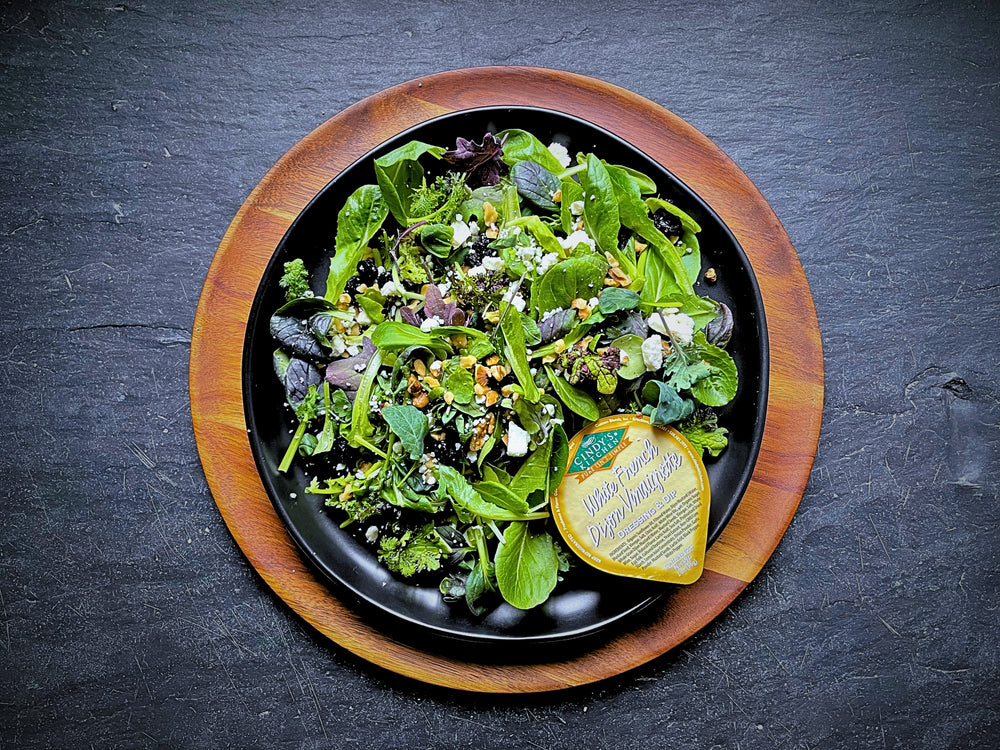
[242,106,768,645]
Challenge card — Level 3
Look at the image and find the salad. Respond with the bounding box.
[268,128,738,615]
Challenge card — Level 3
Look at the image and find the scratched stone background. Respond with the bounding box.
[1,1,997,748]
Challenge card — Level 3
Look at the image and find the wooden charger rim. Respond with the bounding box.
[189,67,824,692]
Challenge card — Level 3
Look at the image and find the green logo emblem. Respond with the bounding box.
[568,428,627,474]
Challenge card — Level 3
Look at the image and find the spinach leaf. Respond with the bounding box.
[519,311,542,346]
[497,129,564,173]
[579,154,621,261]
[464,559,497,616]
[345,351,386,456]
[500,303,540,402]
[381,404,428,460]
[532,253,608,314]
[313,382,338,454]
[495,522,559,610]
[646,197,703,286]
[374,141,445,226]
[324,184,388,302]
[356,293,385,324]
[512,160,560,211]
[645,196,701,235]
[637,242,688,304]
[597,287,640,315]
[544,365,600,421]
[613,164,657,194]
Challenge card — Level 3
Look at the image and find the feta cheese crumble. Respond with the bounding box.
[641,334,664,371]
[547,141,571,168]
[506,421,530,457]
[648,311,695,344]
[559,229,596,252]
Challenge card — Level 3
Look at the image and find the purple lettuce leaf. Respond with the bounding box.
[324,337,376,394]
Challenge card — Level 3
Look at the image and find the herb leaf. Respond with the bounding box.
[381,404,428,460]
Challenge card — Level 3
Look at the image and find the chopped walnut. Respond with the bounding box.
[469,413,496,452]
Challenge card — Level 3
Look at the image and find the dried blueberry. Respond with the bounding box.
[652,209,683,237]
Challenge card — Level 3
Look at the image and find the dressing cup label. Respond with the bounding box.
[552,415,711,584]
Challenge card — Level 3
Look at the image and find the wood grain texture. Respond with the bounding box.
[190,66,823,692]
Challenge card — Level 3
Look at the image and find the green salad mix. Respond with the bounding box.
[268,129,738,614]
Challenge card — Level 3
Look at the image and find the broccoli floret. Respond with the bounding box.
[377,523,445,577]
[279,258,310,301]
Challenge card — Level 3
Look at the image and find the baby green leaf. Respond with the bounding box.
[548,424,570,492]
[611,334,646,380]
[418,223,454,258]
[510,437,551,497]
[325,184,388,302]
[544,366,600,421]
[381,404,428,460]
[642,380,695,426]
[579,154,621,260]
[559,177,584,235]
[374,141,445,225]
[473,481,530,514]
[495,522,559,610]
[512,160,560,211]
[597,287,640,315]
[437,465,547,522]
[497,129,564,173]
[532,253,608,314]
[689,332,738,406]
[678,409,729,458]
[500,303,540,402]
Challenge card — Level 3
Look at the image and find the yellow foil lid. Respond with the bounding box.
[551,415,711,585]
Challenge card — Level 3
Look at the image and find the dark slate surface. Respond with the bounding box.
[1,1,997,747]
